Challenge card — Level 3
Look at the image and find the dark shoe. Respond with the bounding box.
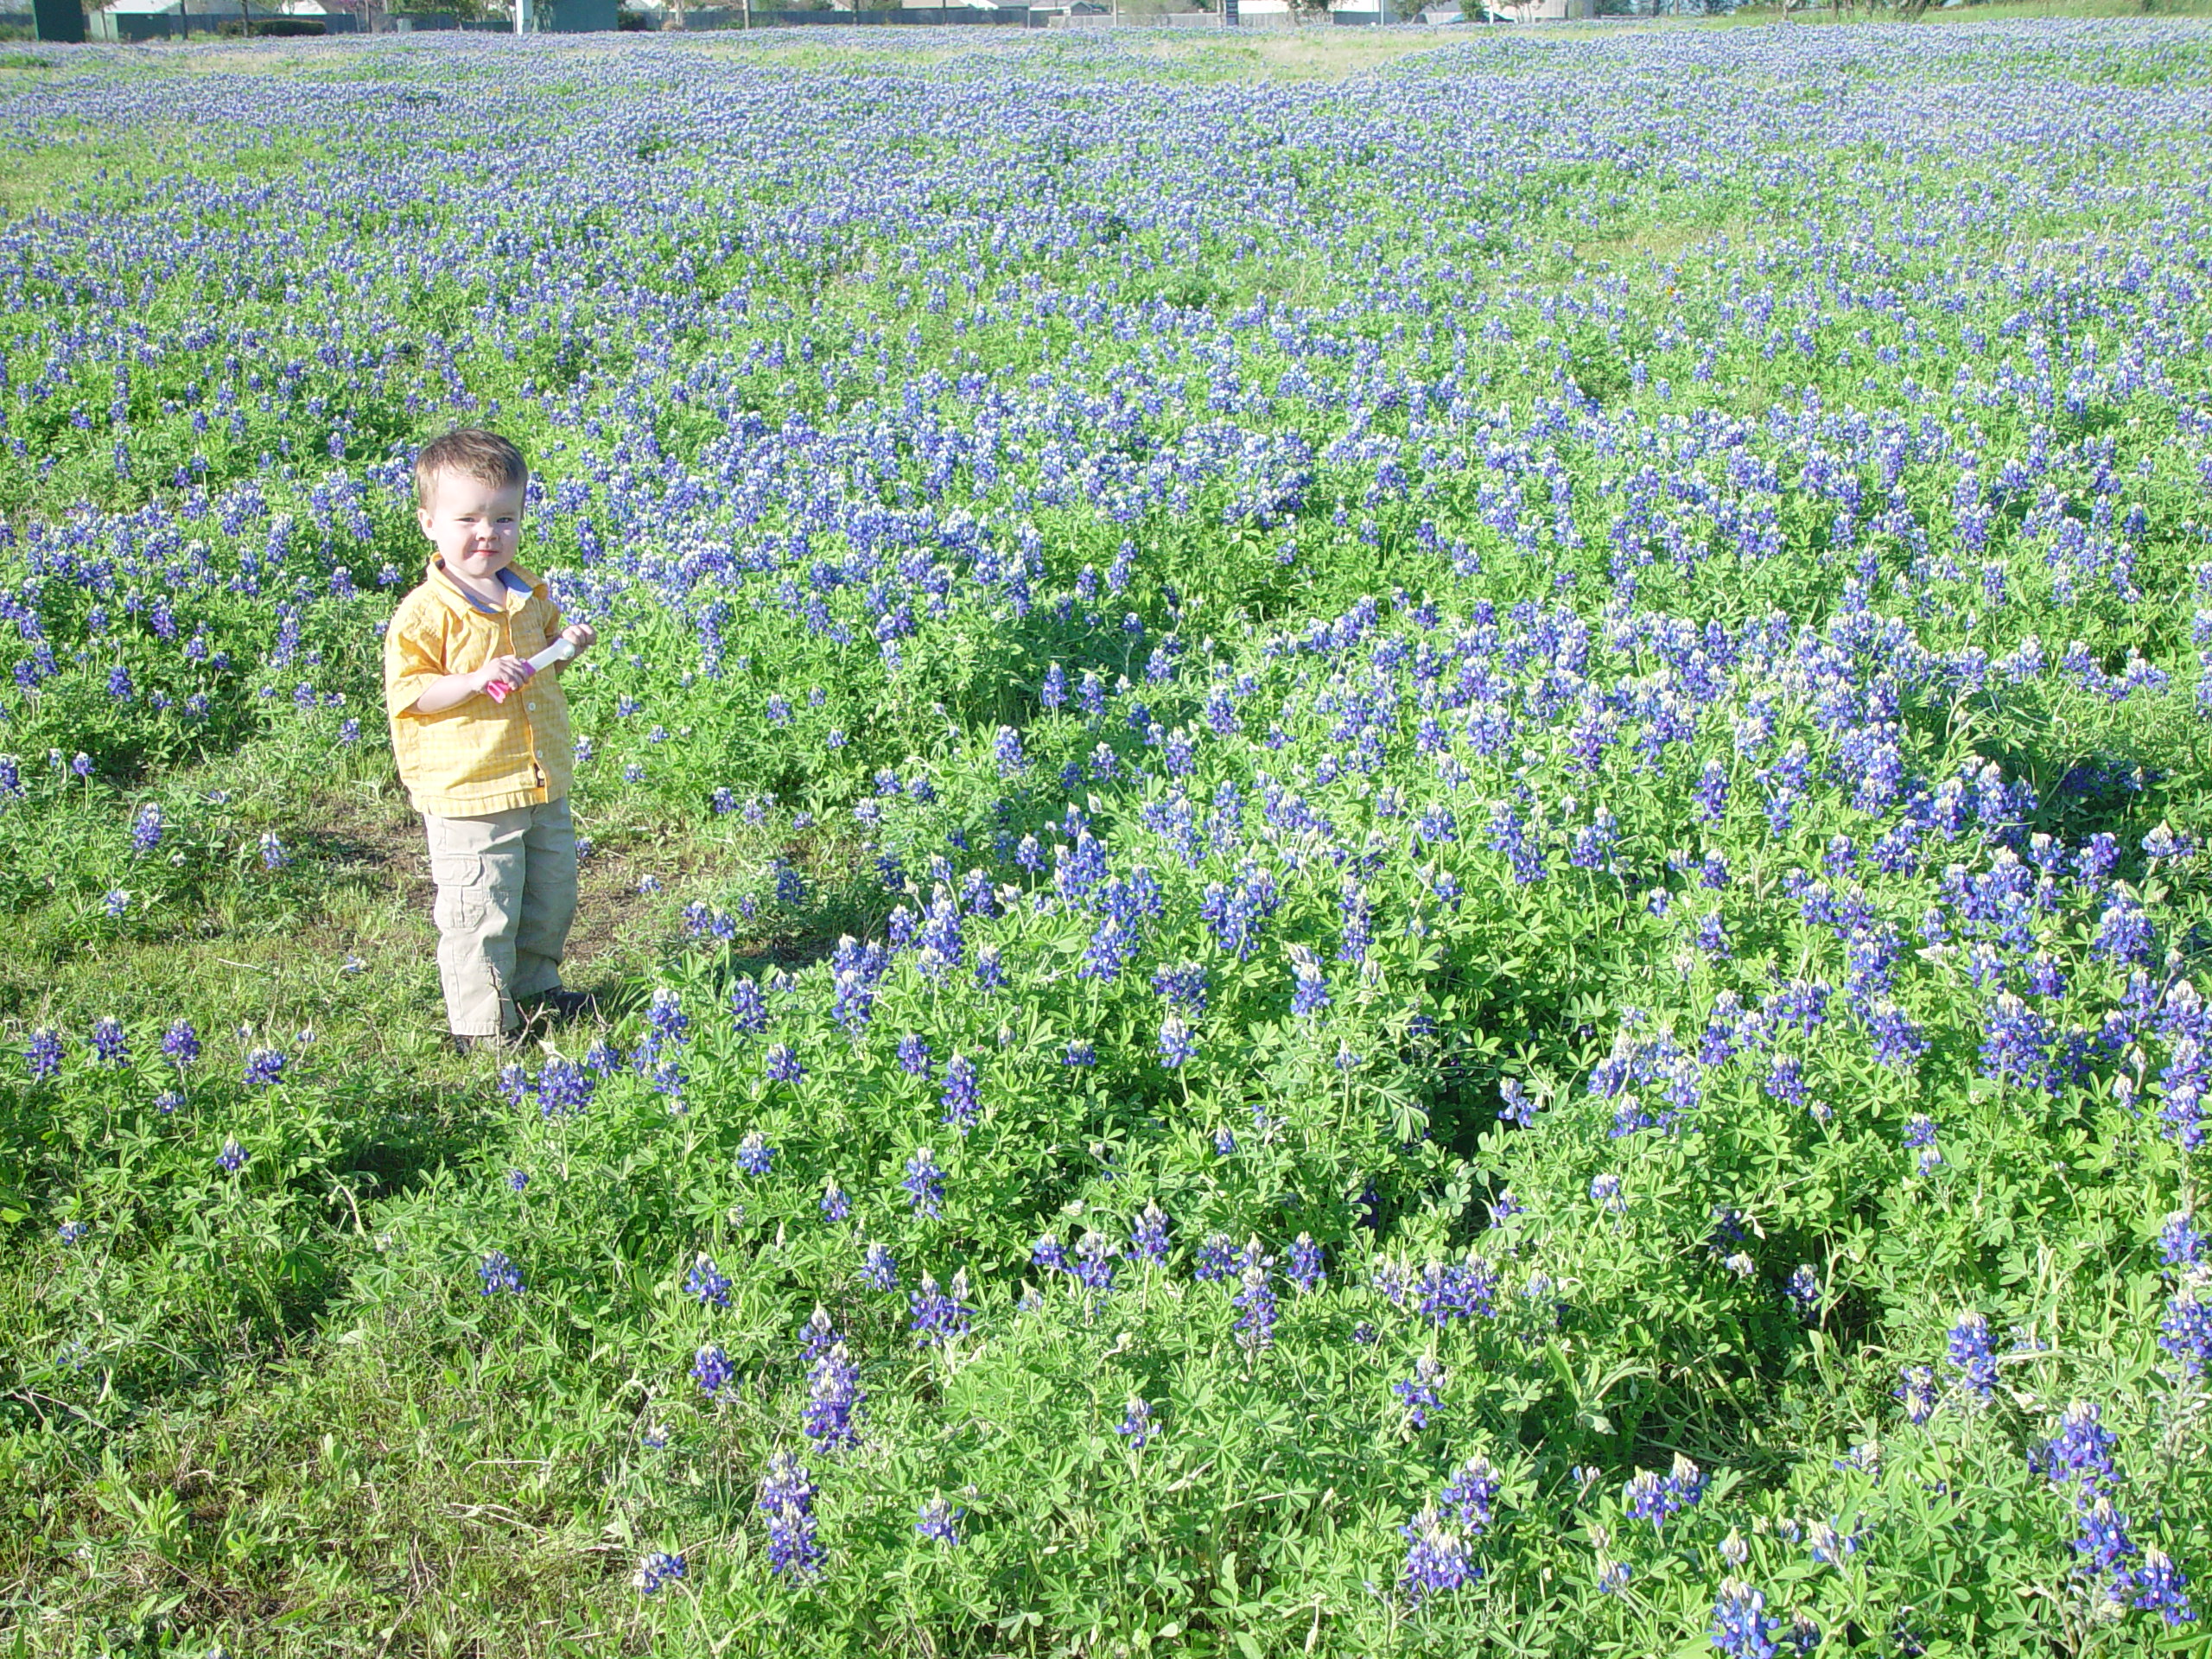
[524,988,599,1021]
[449,1031,518,1057]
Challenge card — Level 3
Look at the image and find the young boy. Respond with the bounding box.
[384,429,597,1052]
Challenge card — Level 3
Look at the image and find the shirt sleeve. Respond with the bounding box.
[385,599,448,718]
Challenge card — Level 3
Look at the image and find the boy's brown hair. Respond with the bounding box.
[414,428,528,506]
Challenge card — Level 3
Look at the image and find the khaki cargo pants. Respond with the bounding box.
[423,798,577,1037]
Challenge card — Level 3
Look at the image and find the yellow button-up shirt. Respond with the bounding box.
[384,557,575,818]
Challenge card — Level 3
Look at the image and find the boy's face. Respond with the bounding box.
[416,467,524,584]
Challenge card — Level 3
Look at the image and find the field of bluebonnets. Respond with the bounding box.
[4,14,2212,1656]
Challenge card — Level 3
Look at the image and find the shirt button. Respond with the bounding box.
[525,702,537,711]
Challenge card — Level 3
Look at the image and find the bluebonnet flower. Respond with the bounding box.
[908,1269,973,1347]
[1072,1230,1116,1293]
[243,1047,285,1088]
[939,1053,981,1133]
[1116,1396,1154,1448]
[1128,1203,1170,1265]
[1570,810,1619,872]
[1032,1234,1069,1275]
[1487,803,1547,885]
[757,1450,824,1580]
[25,1029,62,1080]
[2093,895,2155,967]
[735,1132,774,1178]
[1213,1126,1236,1157]
[217,1138,246,1173]
[1895,1363,1940,1424]
[896,1032,931,1077]
[162,1020,199,1069]
[902,1148,945,1217]
[479,1250,524,1296]
[1497,1077,1539,1129]
[1807,1521,1858,1567]
[1695,760,1731,823]
[729,977,769,1035]
[154,1090,182,1115]
[1400,1505,1477,1605]
[632,1551,684,1594]
[691,1344,734,1397]
[916,1496,963,1547]
[2158,1287,2211,1377]
[2033,1401,2119,1492]
[1394,1353,1447,1428]
[1064,1039,1096,1068]
[1708,1579,1782,1659]
[536,1058,594,1116]
[686,1252,732,1308]
[1287,1234,1324,1293]
[1590,1173,1626,1213]
[764,1044,804,1085]
[90,1017,128,1066]
[1980,994,2053,1092]
[1234,1248,1278,1356]
[1151,960,1210,1013]
[2073,1495,2138,1580]
[2158,1211,2205,1268]
[1198,862,1281,958]
[259,832,289,872]
[992,725,1026,778]
[1866,1001,1927,1070]
[1440,1455,1500,1534]
[1903,1114,1942,1175]
[804,1342,863,1450]
[507,1168,529,1193]
[58,1220,88,1245]
[2132,1549,2196,1625]
[773,862,807,908]
[821,1179,849,1224]
[1945,1312,1999,1396]
[1624,1454,1706,1534]
[1159,1014,1198,1070]
[645,988,690,1051]
[1770,979,1831,1037]
[129,804,162,855]
[973,946,1007,994]
[1785,1265,1821,1319]
[103,888,129,920]
[1193,1232,1237,1281]
[1287,945,1329,1019]
[799,1306,842,1365]
[861,1242,899,1292]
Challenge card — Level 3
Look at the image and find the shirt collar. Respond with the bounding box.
[427,556,543,617]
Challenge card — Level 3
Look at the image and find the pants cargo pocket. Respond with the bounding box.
[430,850,490,931]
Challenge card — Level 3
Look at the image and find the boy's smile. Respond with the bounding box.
[416,468,524,600]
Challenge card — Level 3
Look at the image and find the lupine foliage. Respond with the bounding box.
[5,19,2212,1656]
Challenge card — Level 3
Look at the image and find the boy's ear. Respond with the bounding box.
[416,505,435,539]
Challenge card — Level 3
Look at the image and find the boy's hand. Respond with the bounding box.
[479,655,533,695]
[560,624,597,656]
